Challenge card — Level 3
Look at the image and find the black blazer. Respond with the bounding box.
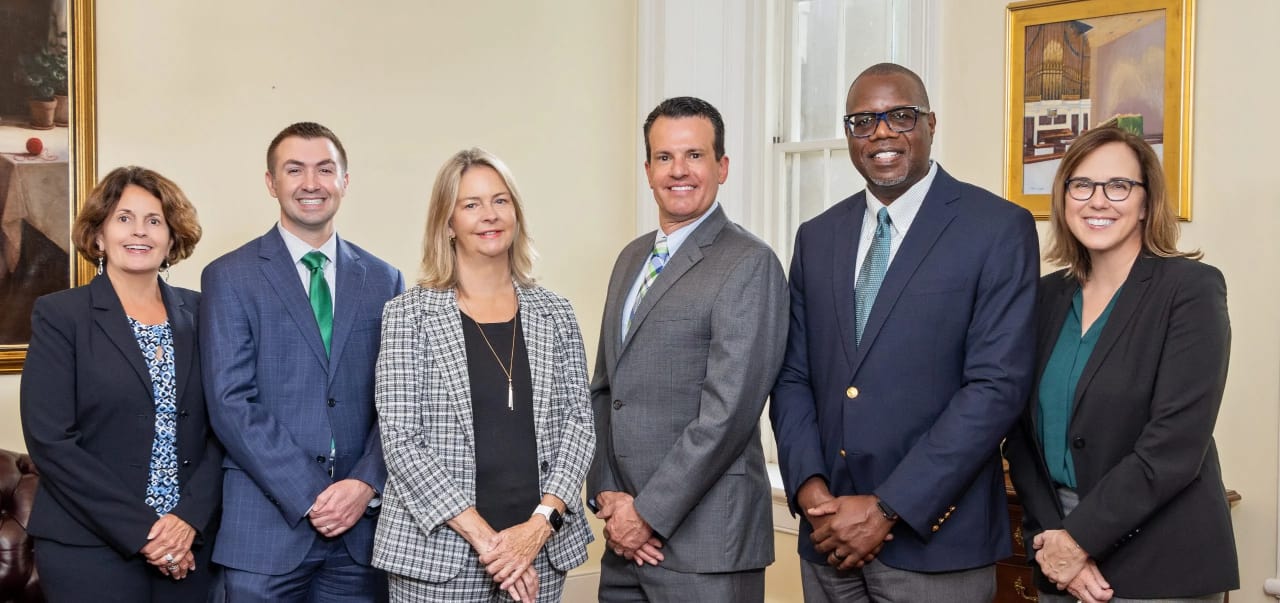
[20,275,222,556]
[1004,254,1238,598]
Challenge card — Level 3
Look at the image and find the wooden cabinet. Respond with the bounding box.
[995,482,1039,602]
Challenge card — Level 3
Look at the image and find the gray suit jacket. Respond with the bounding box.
[587,206,788,573]
[372,285,595,582]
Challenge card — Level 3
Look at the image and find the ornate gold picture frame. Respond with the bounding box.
[0,0,96,373]
[1005,0,1194,220]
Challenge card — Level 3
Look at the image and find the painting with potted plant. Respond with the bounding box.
[0,0,73,345]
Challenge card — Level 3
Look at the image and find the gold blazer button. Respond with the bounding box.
[846,387,859,399]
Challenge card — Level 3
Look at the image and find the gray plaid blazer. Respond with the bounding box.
[371,284,595,582]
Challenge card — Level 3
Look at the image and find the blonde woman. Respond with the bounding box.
[373,148,594,602]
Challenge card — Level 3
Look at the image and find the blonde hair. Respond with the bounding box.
[1044,126,1199,280]
[418,148,537,289]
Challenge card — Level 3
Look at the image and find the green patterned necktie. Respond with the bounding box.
[624,235,670,335]
[301,251,333,355]
[855,208,892,346]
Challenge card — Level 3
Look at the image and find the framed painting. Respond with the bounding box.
[1004,0,1194,219]
[0,0,96,373]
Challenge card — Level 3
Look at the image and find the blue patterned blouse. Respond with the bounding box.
[128,317,180,516]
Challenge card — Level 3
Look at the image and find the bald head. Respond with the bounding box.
[850,63,931,109]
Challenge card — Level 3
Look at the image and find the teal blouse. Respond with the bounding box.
[1037,287,1122,488]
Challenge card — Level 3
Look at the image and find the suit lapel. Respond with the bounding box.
[160,281,196,404]
[89,275,151,393]
[257,229,330,368]
[1028,273,1076,440]
[425,289,474,448]
[328,238,367,385]
[1070,255,1155,416]
[828,196,865,369]
[518,287,554,441]
[619,207,726,354]
[604,237,648,374]
[851,169,960,374]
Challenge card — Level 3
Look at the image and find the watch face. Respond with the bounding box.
[549,509,564,531]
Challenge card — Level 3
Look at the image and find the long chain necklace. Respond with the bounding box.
[458,296,518,411]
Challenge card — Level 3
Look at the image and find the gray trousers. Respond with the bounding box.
[598,550,764,603]
[800,558,995,603]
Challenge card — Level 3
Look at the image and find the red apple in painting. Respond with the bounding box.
[26,137,43,155]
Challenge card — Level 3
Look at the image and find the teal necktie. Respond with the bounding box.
[624,235,670,335]
[301,251,333,355]
[855,208,891,345]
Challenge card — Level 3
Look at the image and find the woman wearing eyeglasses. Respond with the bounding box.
[1004,126,1238,603]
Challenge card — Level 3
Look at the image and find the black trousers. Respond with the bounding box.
[34,537,217,603]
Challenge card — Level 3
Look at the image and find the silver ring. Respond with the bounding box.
[163,553,175,563]
[167,564,178,571]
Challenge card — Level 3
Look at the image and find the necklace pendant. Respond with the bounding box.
[507,381,514,411]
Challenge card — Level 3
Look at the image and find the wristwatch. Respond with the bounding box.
[876,499,899,522]
[532,504,564,532]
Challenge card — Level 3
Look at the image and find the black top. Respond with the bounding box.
[461,311,539,531]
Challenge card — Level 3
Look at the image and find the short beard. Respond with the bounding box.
[869,174,907,188]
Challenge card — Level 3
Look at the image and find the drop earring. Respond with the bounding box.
[160,259,171,281]
[96,255,104,275]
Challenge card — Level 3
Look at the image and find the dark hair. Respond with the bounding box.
[1044,126,1200,279]
[266,122,348,174]
[643,96,725,161]
[851,62,932,109]
[73,166,202,266]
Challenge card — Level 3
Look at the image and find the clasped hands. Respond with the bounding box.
[139,513,196,580]
[308,479,376,539]
[595,491,664,566]
[449,506,542,602]
[797,479,893,571]
[1033,529,1113,602]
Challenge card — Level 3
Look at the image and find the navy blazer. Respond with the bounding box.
[772,166,1038,572]
[21,275,222,556]
[201,228,404,574]
[1005,255,1238,597]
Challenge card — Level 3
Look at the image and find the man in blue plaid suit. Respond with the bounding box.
[201,122,405,601]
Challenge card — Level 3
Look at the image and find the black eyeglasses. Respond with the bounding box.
[1065,177,1146,202]
[843,106,927,138]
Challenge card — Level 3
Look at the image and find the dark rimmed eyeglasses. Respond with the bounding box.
[1065,177,1146,202]
[842,106,927,138]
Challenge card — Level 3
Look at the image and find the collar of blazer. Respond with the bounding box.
[89,273,196,403]
[1036,253,1157,420]
[837,167,962,373]
[256,228,368,376]
[613,205,729,356]
[411,284,557,447]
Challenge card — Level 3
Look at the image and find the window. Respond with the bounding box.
[764,0,935,263]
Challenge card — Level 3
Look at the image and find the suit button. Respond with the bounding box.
[839,449,847,457]
[328,398,337,407]
[178,410,189,418]
[613,400,624,410]
[317,456,326,463]
[541,461,550,473]
[846,387,859,399]
[1072,437,1086,449]
[182,459,191,467]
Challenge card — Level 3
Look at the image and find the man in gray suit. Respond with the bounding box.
[587,96,789,602]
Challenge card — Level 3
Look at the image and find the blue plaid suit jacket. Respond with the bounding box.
[200,228,405,574]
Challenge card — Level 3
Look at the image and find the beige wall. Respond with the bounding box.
[0,1,637,450]
[937,1,1280,600]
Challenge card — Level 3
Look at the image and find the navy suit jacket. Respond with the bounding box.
[201,227,404,574]
[771,167,1038,571]
[21,275,222,556]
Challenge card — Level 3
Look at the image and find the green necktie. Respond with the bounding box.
[301,251,333,355]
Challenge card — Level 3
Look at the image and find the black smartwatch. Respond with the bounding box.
[533,505,563,532]
[876,499,899,522]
